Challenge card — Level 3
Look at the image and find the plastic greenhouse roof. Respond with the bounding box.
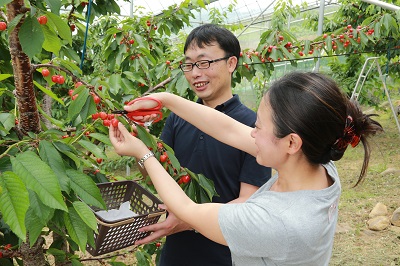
[117,0,338,22]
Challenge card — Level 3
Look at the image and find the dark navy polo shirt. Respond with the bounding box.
[158,94,271,266]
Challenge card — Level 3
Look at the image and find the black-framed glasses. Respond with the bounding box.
[179,56,231,72]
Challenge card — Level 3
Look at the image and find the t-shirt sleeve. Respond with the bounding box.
[218,201,289,259]
[239,152,272,187]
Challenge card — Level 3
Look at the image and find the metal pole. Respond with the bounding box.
[130,0,134,17]
[236,0,277,38]
[361,0,400,11]
[314,0,325,72]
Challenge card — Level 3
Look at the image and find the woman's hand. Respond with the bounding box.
[109,122,149,159]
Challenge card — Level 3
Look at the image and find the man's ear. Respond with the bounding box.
[228,56,238,72]
[287,133,302,154]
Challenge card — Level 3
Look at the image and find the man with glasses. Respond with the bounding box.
[135,24,271,266]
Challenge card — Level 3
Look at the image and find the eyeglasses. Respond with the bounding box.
[179,56,231,72]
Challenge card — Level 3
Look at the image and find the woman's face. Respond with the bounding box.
[251,95,288,168]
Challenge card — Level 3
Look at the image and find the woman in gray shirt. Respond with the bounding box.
[109,72,383,265]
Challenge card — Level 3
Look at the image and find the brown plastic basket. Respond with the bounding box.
[87,180,165,256]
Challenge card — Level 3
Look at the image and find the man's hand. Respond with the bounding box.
[135,204,193,245]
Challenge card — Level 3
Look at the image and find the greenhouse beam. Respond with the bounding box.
[361,0,400,11]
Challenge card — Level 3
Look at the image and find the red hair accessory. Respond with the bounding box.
[333,115,361,150]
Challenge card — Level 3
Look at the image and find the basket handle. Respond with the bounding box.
[96,210,166,227]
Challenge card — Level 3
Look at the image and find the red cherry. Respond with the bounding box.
[68,89,74,96]
[179,175,190,184]
[129,39,135,44]
[62,135,69,139]
[37,15,48,25]
[96,158,103,164]
[166,60,171,65]
[98,85,103,91]
[156,242,161,248]
[111,118,119,127]
[94,169,100,174]
[278,35,284,41]
[0,251,3,258]
[146,20,151,26]
[92,113,100,120]
[92,95,101,104]
[160,154,168,163]
[0,21,7,31]
[72,94,79,100]
[153,26,157,30]
[103,120,111,127]
[157,142,163,149]
[41,69,50,77]
[51,75,59,83]
[4,244,12,250]
[75,81,83,88]
[70,24,76,31]
[57,75,65,84]
[99,112,107,120]
[84,131,90,136]
[323,33,328,39]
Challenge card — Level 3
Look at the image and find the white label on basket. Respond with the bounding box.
[95,201,138,222]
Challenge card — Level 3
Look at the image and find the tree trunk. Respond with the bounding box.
[19,235,49,266]
[7,0,41,134]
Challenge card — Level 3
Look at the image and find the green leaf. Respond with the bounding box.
[19,15,44,58]
[108,74,122,94]
[37,104,65,128]
[46,12,72,44]
[42,24,62,55]
[175,74,190,95]
[66,169,106,209]
[28,190,54,224]
[197,173,217,202]
[72,201,98,232]
[39,140,70,193]
[0,113,15,133]
[11,151,67,211]
[45,0,62,15]
[136,124,157,149]
[33,80,65,106]
[68,87,89,121]
[86,132,112,146]
[77,139,106,159]
[64,207,88,251]
[71,259,84,266]
[0,171,29,241]
[25,207,46,247]
[0,0,12,6]
[0,74,12,81]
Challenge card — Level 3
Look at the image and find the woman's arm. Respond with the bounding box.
[126,92,257,157]
[109,123,227,245]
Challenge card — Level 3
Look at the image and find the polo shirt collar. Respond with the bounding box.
[197,94,240,113]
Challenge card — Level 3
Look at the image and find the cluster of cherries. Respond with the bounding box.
[91,111,119,127]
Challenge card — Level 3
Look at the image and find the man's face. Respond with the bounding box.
[183,42,236,103]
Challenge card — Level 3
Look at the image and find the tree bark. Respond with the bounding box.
[19,235,49,266]
[7,0,41,134]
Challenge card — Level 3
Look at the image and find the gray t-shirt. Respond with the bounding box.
[219,161,341,266]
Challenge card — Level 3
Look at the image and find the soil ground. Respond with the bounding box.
[77,102,400,266]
